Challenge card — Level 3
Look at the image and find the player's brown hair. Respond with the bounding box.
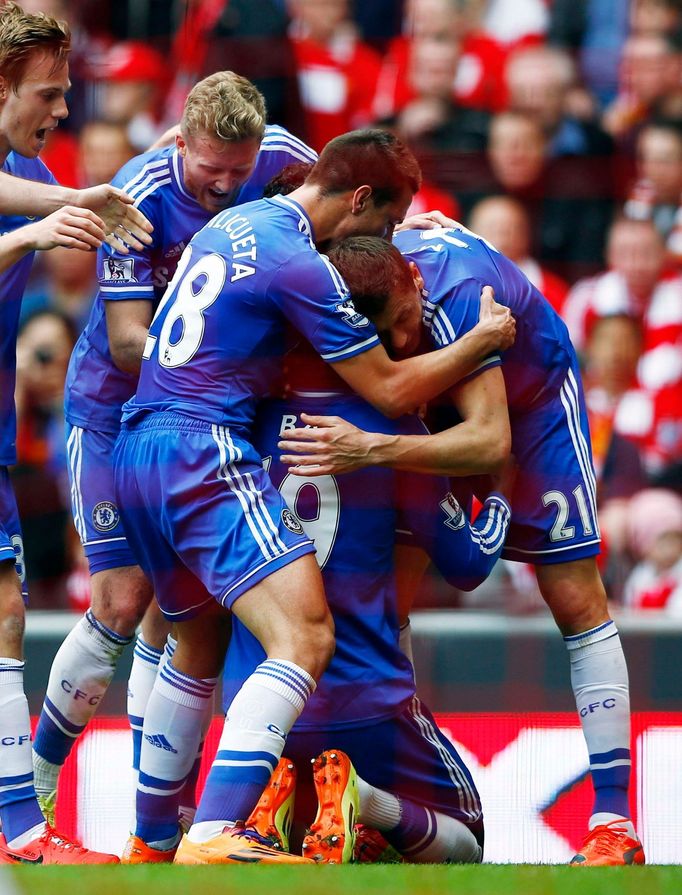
[181,71,266,144]
[306,129,422,206]
[327,236,415,317]
[263,161,313,198]
[0,2,70,92]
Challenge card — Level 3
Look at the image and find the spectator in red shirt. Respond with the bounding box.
[78,120,135,188]
[372,0,509,120]
[286,0,382,151]
[564,218,682,483]
[623,488,682,612]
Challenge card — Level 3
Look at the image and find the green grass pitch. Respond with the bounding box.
[3,864,682,895]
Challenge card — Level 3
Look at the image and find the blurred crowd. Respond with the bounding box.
[12,0,682,615]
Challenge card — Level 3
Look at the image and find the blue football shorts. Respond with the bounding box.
[65,422,138,574]
[502,360,601,564]
[113,412,316,621]
[452,357,601,566]
[0,467,27,600]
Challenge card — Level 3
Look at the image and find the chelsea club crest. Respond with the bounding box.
[92,501,120,532]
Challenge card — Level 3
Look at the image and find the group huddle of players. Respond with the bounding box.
[0,2,643,867]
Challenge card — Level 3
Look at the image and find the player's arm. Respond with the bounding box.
[105,299,155,375]
[0,172,152,254]
[328,287,514,420]
[0,206,106,275]
[280,364,511,476]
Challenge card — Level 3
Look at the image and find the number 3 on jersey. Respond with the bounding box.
[143,247,226,367]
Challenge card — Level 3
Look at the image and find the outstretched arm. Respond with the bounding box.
[0,206,106,275]
[0,173,153,253]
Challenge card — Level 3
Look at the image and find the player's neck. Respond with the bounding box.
[287,184,348,247]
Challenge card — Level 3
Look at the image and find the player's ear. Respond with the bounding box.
[408,260,424,291]
[175,132,188,157]
[0,76,8,104]
[351,185,372,215]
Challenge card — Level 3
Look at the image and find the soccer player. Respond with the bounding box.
[223,386,512,864]
[0,2,126,864]
[112,129,515,864]
[279,230,644,867]
[30,70,318,818]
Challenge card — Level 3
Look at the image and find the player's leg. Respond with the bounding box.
[536,558,642,864]
[32,564,152,806]
[127,600,171,773]
[127,597,226,861]
[32,425,153,806]
[286,697,483,864]
[503,362,640,864]
[140,627,210,833]
[0,476,117,864]
[0,558,45,849]
[186,553,334,844]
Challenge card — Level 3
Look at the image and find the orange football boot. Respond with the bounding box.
[0,826,119,865]
[571,821,645,866]
[174,825,314,865]
[302,750,358,864]
[245,756,297,851]
[121,833,178,864]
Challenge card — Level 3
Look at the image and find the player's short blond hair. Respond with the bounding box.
[181,71,266,145]
[0,2,70,92]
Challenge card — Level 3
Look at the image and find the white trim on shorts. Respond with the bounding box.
[408,696,482,823]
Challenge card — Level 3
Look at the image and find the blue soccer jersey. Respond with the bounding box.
[393,226,575,411]
[393,226,600,563]
[121,196,381,436]
[65,126,317,433]
[0,154,56,466]
[222,392,510,729]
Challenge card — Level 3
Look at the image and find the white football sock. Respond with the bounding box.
[33,610,131,794]
[357,775,480,863]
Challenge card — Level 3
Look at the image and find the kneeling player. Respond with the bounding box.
[224,390,511,863]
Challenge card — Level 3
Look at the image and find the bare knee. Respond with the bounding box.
[90,565,154,636]
[265,609,335,681]
[536,557,610,635]
[294,612,335,680]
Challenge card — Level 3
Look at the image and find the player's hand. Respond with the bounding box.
[279,413,377,475]
[75,184,153,253]
[24,206,107,252]
[476,286,515,351]
[395,210,459,232]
